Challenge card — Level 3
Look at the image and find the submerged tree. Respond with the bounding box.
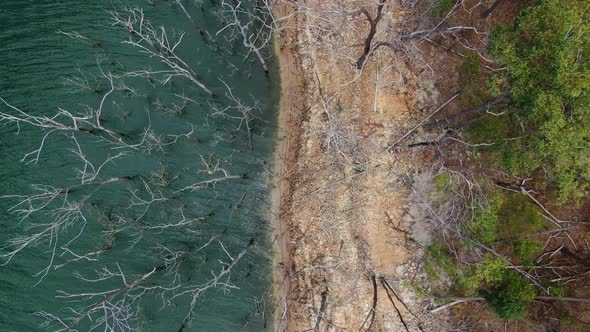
[0,1,276,331]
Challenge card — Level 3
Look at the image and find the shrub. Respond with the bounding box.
[498,141,539,177]
[463,112,510,147]
[426,242,457,277]
[484,272,536,320]
[486,74,507,98]
[512,238,542,266]
[458,255,507,295]
[498,194,545,237]
[468,193,503,244]
[433,172,453,194]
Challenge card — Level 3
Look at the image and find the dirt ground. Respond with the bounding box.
[271,1,444,330]
[270,0,536,330]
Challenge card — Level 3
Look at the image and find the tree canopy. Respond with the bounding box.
[489,0,590,202]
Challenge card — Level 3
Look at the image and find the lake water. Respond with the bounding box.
[0,1,279,330]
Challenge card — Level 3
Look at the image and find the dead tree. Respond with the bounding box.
[423,94,511,131]
[0,96,121,164]
[110,6,213,96]
[35,263,161,332]
[430,296,590,314]
[0,138,133,283]
[57,30,101,47]
[353,0,388,69]
[35,238,255,331]
[63,65,103,94]
[349,0,491,69]
[174,0,207,36]
[29,196,255,332]
[0,3,274,331]
[0,58,176,163]
[175,154,242,193]
[317,96,364,169]
[170,239,256,327]
[214,0,273,73]
[408,171,549,292]
[210,79,261,150]
[359,25,489,68]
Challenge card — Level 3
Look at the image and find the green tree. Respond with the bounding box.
[483,272,536,320]
[468,193,503,244]
[489,0,590,202]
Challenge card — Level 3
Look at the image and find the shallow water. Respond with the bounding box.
[0,1,278,330]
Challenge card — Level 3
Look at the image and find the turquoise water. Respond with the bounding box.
[0,1,278,331]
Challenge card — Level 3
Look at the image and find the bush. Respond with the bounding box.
[463,114,509,144]
[425,242,457,279]
[468,193,503,244]
[498,194,545,237]
[463,112,539,177]
[458,52,491,107]
[498,141,539,177]
[433,172,453,194]
[484,272,536,320]
[512,238,542,266]
[458,255,508,294]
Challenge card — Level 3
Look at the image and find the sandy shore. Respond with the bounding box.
[270,3,304,331]
[269,2,436,330]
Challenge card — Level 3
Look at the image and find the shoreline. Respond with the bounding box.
[269,3,303,331]
[267,2,432,330]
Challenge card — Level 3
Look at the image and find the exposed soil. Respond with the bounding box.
[271,1,442,330]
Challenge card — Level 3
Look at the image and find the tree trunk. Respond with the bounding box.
[480,0,504,18]
[431,295,590,313]
[423,95,510,132]
[355,0,387,69]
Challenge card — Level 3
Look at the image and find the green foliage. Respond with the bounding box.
[497,141,539,176]
[458,255,508,295]
[463,112,510,144]
[498,194,545,237]
[489,0,590,202]
[486,74,508,97]
[547,282,565,298]
[425,243,457,279]
[483,272,536,320]
[433,172,466,206]
[458,52,490,107]
[560,316,573,328]
[432,0,454,16]
[469,210,499,244]
[424,260,439,280]
[408,281,428,298]
[456,256,537,319]
[475,256,507,284]
[468,193,503,244]
[433,172,453,193]
[464,113,542,176]
[512,238,542,266]
[461,51,481,80]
